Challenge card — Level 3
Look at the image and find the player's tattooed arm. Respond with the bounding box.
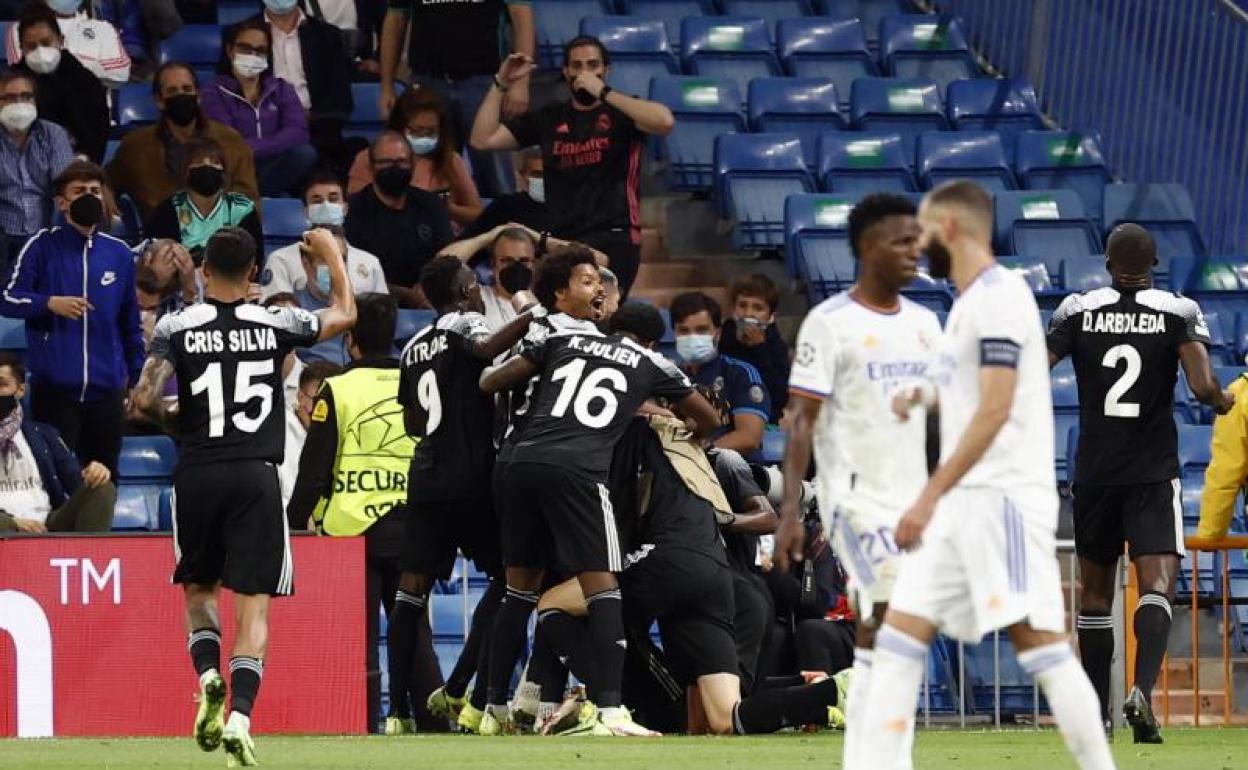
[130,356,178,433]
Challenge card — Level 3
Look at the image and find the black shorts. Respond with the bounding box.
[172,460,291,596]
[621,547,738,681]
[501,461,623,574]
[402,496,502,579]
[1073,480,1184,565]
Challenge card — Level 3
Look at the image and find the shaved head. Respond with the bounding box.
[1105,223,1158,275]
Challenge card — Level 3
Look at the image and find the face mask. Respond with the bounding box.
[406,134,437,156]
[315,264,331,294]
[675,333,717,365]
[233,53,268,78]
[263,0,300,12]
[926,237,952,279]
[498,262,533,294]
[163,93,199,127]
[0,102,37,133]
[569,78,599,106]
[0,394,18,420]
[527,177,545,204]
[186,165,224,197]
[374,164,411,197]
[24,46,61,75]
[736,315,769,330]
[45,0,82,14]
[307,201,344,227]
[68,193,103,229]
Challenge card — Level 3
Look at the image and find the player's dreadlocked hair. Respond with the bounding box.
[420,254,467,311]
[846,192,916,260]
[608,302,666,346]
[532,245,597,310]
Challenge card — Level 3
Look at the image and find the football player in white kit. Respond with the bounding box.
[775,193,941,770]
[859,181,1115,770]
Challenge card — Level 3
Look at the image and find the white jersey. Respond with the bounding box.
[935,264,1055,494]
[790,292,941,520]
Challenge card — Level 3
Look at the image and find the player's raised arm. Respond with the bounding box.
[302,228,357,343]
[465,291,539,362]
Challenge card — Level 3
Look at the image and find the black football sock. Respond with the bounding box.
[532,610,586,701]
[1076,611,1114,721]
[486,586,538,706]
[585,588,626,709]
[188,627,221,677]
[447,580,504,699]
[732,677,839,734]
[387,589,426,718]
[229,656,263,717]
[1134,592,1173,702]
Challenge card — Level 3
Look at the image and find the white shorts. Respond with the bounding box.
[888,486,1066,643]
[826,502,903,618]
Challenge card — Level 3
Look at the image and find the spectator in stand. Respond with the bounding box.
[0,352,116,534]
[201,19,317,198]
[471,37,676,298]
[460,145,547,239]
[250,0,355,174]
[0,161,143,476]
[347,87,481,227]
[1197,370,1248,540]
[5,0,130,87]
[145,137,265,264]
[89,0,152,80]
[344,130,453,308]
[11,2,110,162]
[107,62,259,225]
[133,238,199,320]
[671,291,770,459]
[718,274,790,421]
[0,70,74,269]
[378,0,533,198]
[298,0,378,78]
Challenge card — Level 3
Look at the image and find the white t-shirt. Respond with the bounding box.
[934,264,1055,493]
[267,10,311,109]
[789,292,941,519]
[279,405,306,514]
[261,242,389,300]
[311,0,358,31]
[5,13,131,87]
[482,287,517,332]
[0,433,53,524]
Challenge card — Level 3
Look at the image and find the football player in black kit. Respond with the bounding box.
[133,227,357,766]
[1047,223,1235,743]
[386,254,540,734]
[478,291,720,736]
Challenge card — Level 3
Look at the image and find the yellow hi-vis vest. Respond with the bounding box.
[312,365,417,535]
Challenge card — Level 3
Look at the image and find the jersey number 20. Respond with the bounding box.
[189,360,275,438]
[550,359,628,428]
[1102,344,1141,418]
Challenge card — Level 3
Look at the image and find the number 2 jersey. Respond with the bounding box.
[511,329,694,479]
[150,299,320,470]
[1047,285,1210,485]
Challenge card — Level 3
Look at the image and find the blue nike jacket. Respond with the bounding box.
[0,227,144,401]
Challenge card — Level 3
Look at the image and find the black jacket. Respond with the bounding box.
[719,320,791,420]
[14,53,110,164]
[241,12,353,124]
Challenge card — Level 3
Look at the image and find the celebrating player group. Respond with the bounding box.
[140,177,1232,767]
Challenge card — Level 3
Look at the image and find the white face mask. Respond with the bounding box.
[233,53,268,78]
[25,46,62,75]
[527,176,545,204]
[0,102,37,133]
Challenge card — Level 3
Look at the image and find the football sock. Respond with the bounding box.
[842,647,873,770]
[1134,592,1172,702]
[531,610,579,701]
[228,656,263,717]
[585,588,626,708]
[858,626,926,769]
[1076,611,1114,721]
[732,676,839,734]
[447,580,504,700]
[1018,641,1115,770]
[486,586,538,706]
[387,590,427,718]
[188,627,221,678]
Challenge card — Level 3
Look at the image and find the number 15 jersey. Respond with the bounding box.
[1047,286,1210,485]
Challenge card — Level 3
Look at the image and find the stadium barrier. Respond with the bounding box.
[0,534,367,738]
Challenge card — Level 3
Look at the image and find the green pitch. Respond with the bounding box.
[1,728,1241,769]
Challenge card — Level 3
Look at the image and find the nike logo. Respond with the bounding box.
[101,271,116,287]
[615,640,628,649]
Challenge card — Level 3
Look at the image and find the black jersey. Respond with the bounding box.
[399,311,496,502]
[151,299,320,470]
[1047,286,1211,485]
[512,330,694,479]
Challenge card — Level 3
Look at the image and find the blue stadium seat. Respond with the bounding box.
[921,634,960,713]
[0,317,24,352]
[816,130,917,194]
[580,16,679,98]
[1184,260,1248,338]
[429,592,471,642]
[1103,183,1207,264]
[946,77,1044,156]
[1050,359,1078,415]
[816,0,909,49]
[721,0,814,38]
[1236,311,1248,363]
[112,487,159,531]
[784,193,859,293]
[118,435,178,480]
[1215,366,1248,389]
[850,76,948,157]
[714,133,815,250]
[114,193,145,244]
[747,77,842,170]
[681,16,782,101]
[998,256,1063,308]
[1056,421,1077,484]
[761,429,787,464]
[1177,424,1213,480]
[1015,130,1113,224]
[901,271,952,312]
[157,487,174,531]
[962,635,1046,716]
[880,14,979,91]
[993,189,1101,276]
[157,24,223,66]
[260,197,307,253]
[1060,256,1112,293]
[650,76,746,191]
[776,18,876,109]
[346,82,404,133]
[916,130,1016,194]
[620,0,716,52]
[1202,311,1238,367]
[216,2,255,25]
[114,83,160,131]
[395,309,436,347]
[658,307,676,343]
[533,0,613,68]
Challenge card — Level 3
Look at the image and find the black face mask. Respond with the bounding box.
[163,93,200,127]
[0,394,17,420]
[498,262,533,294]
[68,194,103,229]
[569,80,598,106]
[186,165,224,197]
[374,165,411,197]
[926,237,952,279]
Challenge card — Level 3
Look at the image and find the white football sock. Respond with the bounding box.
[1017,642,1117,770]
[857,626,926,770]
[842,647,872,770]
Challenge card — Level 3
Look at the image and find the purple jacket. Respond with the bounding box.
[200,74,309,161]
